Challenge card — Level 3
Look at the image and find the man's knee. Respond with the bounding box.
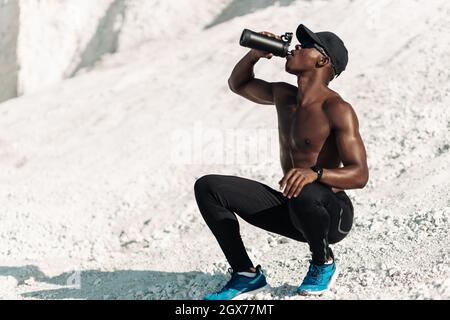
[194,174,223,196]
[288,182,326,209]
[288,184,330,232]
[194,174,234,222]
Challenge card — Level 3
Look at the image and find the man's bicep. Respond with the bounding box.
[331,102,368,170]
[335,121,367,167]
[232,78,275,105]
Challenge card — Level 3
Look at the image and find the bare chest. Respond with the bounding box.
[276,102,331,153]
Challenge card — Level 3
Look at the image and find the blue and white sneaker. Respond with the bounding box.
[203,265,268,300]
[297,260,337,296]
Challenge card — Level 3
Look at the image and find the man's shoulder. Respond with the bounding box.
[323,93,353,113]
[272,81,297,100]
[272,81,296,92]
[323,94,357,128]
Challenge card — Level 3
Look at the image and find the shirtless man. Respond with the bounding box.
[194,24,369,300]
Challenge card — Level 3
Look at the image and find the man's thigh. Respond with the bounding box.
[197,174,285,215]
[196,174,307,242]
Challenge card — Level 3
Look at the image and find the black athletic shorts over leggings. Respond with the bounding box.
[194,174,354,272]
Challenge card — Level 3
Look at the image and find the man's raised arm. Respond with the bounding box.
[228,32,280,105]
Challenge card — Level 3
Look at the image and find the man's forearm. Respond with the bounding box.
[228,51,259,91]
[319,165,368,189]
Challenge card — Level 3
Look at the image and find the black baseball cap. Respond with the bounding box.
[296,24,348,77]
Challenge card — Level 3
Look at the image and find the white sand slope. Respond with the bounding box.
[0,0,449,299]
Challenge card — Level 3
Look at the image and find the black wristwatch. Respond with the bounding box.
[310,165,323,182]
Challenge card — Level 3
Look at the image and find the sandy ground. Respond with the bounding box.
[0,0,449,299]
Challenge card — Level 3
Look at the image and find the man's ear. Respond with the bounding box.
[316,55,330,68]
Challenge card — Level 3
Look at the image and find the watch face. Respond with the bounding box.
[317,167,323,180]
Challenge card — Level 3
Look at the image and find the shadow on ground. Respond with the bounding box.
[0,265,299,300]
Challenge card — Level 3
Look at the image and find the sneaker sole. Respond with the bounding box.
[231,284,270,300]
[297,267,338,296]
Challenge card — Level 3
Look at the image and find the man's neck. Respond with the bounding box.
[296,71,329,108]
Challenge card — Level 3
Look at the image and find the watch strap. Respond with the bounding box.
[310,165,323,182]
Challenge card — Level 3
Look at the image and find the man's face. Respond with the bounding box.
[285,42,324,75]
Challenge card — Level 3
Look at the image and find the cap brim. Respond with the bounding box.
[296,24,325,48]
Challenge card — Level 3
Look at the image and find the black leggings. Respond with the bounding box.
[194,174,354,272]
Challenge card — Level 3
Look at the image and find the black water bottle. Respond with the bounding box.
[239,29,293,57]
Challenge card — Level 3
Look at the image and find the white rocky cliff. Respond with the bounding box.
[0,0,230,102]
